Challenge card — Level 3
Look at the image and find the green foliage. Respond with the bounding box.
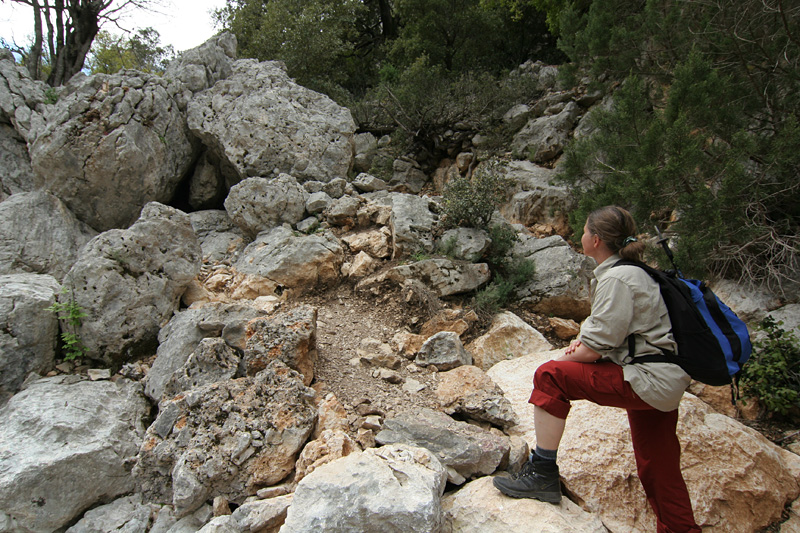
[87,28,174,75]
[441,163,512,230]
[215,0,369,94]
[47,287,89,362]
[473,257,535,316]
[740,317,800,419]
[557,48,799,290]
[43,87,59,105]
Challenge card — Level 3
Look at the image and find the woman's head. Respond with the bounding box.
[584,206,645,262]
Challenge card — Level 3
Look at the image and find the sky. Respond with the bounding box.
[0,0,227,54]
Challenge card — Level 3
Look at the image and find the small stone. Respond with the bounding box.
[362,415,382,431]
[257,485,290,499]
[213,496,231,516]
[87,368,111,381]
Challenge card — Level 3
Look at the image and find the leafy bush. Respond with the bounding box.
[740,317,800,419]
[473,258,535,317]
[441,163,512,230]
[47,287,88,362]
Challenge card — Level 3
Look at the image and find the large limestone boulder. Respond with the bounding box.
[189,209,247,265]
[0,273,60,405]
[510,233,594,320]
[511,101,581,163]
[65,494,152,533]
[443,476,608,532]
[387,259,491,298]
[224,175,308,239]
[244,305,318,386]
[0,376,149,533]
[0,190,96,280]
[186,59,355,187]
[376,408,510,485]
[466,311,553,370]
[230,226,344,299]
[29,71,196,231]
[487,351,800,532]
[364,192,439,257]
[281,444,448,532]
[495,160,574,233]
[165,32,237,103]
[134,361,317,517]
[0,123,34,200]
[61,203,201,366]
[144,301,269,402]
[0,52,47,142]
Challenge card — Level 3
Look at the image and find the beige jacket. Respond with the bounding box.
[579,254,691,411]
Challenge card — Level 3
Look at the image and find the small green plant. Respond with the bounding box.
[740,316,800,419]
[410,249,433,262]
[441,162,512,230]
[437,235,460,260]
[47,287,89,361]
[44,87,59,105]
[472,258,535,317]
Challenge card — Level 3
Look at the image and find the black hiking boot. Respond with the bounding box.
[492,455,562,504]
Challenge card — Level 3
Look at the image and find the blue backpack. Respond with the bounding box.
[615,259,752,386]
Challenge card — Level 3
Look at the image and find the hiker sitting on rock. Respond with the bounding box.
[493,205,701,533]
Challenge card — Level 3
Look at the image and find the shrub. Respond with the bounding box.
[47,287,88,362]
[740,317,800,420]
[472,257,535,317]
[441,163,512,230]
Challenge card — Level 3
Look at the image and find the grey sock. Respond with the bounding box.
[534,446,558,462]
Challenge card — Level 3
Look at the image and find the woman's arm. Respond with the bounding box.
[559,339,601,363]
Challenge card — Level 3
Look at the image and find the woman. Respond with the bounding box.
[493,206,701,532]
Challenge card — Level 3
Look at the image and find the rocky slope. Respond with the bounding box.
[1,33,799,533]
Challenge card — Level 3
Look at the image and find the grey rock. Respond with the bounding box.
[0,190,97,280]
[325,195,361,227]
[165,32,237,105]
[224,175,308,239]
[61,203,202,366]
[352,172,388,193]
[66,494,151,533]
[388,259,490,297]
[30,71,196,231]
[189,210,247,265]
[306,191,332,215]
[415,331,472,371]
[494,160,574,229]
[366,192,438,257]
[145,302,269,402]
[0,273,60,405]
[229,494,293,532]
[244,305,318,386]
[134,361,316,516]
[511,233,594,321]
[511,101,581,163]
[162,338,241,401]
[437,227,491,262]
[353,132,378,173]
[376,409,509,484]
[323,177,348,199]
[187,59,354,186]
[0,123,34,200]
[281,444,447,532]
[232,226,344,298]
[0,377,149,533]
[389,157,428,194]
[0,53,47,141]
[296,217,320,234]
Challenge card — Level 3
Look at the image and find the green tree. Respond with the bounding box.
[3,0,160,86]
[87,27,174,75]
[552,0,799,293]
[214,0,367,94]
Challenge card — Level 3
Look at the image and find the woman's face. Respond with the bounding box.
[581,223,599,258]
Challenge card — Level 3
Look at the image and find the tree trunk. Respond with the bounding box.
[25,0,44,80]
[47,0,102,86]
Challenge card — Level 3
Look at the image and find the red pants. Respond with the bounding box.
[529,360,701,533]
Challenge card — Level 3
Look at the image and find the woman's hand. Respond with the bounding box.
[559,338,601,363]
[565,339,582,355]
